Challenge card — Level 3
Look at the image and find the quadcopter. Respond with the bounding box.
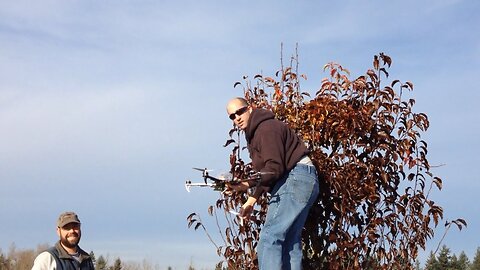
[184,167,270,193]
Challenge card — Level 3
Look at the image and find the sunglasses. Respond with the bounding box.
[229,106,249,120]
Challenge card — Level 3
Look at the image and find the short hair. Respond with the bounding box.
[230,97,248,106]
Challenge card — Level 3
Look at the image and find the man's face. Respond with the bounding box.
[227,100,251,130]
[57,222,81,249]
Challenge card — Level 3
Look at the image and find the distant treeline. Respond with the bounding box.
[423,246,480,270]
[1,243,479,270]
[0,243,171,270]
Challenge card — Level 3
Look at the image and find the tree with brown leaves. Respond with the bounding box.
[188,52,466,270]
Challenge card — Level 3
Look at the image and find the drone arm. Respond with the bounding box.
[184,181,216,192]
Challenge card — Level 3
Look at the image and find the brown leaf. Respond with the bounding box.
[433,177,442,190]
[373,55,380,70]
[223,139,236,147]
[194,223,202,230]
[405,81,414,90]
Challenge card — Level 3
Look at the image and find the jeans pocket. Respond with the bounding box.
[290,172,316,203]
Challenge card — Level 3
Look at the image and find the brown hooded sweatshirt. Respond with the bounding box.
[245,108,309,188]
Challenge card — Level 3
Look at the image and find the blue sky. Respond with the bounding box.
[0,0,479,268]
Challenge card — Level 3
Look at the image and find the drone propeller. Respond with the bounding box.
[192,167,214,173]
[192,167,216,183]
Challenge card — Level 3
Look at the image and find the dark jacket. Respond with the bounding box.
[47,241,94,270]
[245,108,309,188]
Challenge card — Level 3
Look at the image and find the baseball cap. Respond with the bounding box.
[57,211,81,228]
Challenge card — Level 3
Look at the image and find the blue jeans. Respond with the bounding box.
[257,163,319,270]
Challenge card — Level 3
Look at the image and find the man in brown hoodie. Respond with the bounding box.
[226,97,319,270]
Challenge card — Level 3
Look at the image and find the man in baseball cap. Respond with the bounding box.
[32,211,94,270]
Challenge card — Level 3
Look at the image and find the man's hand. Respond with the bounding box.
[239,196,257,219]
